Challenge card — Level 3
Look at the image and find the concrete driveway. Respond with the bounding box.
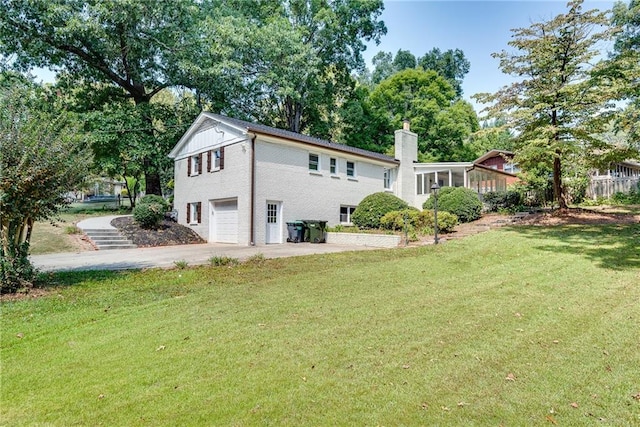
[30,242,380,272]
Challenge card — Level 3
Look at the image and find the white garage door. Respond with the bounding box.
[211,199,238,243]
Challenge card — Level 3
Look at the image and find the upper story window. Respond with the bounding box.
[346,161,356,178]
[207,147,225,172]
[188,153,203,176]
[504,163,520,174]
[384,168,391,189]
[309,153,320,171]
[330,157,337,174]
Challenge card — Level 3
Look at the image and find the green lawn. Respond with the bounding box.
[29,203,130,254]
[2,224,640,425]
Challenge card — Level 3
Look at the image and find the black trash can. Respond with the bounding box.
[302,220,327,243]
[286,221,306,243]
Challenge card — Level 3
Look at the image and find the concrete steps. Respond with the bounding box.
[81,229,137,250]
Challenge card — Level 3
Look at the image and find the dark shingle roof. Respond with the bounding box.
[204,112,398,164]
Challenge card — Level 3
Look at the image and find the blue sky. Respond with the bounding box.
[364,0,617,113]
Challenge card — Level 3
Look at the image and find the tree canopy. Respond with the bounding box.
[475,0,621,209]
[0,73,90,292]
[369,68,479,160]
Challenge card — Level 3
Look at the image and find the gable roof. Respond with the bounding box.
[474,149,514,165]
[469,162,519,177]
[170,112,399,164]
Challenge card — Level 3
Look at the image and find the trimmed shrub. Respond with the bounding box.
[138,194,169,210]
[419,210,458,233]
[352,192,410,229]
[423,187,482,223]
[133,195,169,229]
[483,190,523,213]
[133,203,165,229]
[380,209,421,231]
[380,209,458,234]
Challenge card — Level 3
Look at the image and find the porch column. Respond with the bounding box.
[434,171,438,186]
[448,169,453,187]
[463,169,468,188]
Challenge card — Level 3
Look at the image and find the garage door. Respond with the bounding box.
[211,199,238,243]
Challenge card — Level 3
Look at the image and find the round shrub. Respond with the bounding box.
[423,187,482,223]
[133,195,169,229]
[352,192,410,229]
[138,194,169,210]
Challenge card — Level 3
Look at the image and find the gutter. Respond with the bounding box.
[249,133,257,246]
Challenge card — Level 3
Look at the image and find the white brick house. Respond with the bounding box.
[169,112,402,245]
[169,113,518,245]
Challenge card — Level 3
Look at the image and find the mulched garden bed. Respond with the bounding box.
[111,216,205,247]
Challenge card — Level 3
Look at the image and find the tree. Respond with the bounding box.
[335,85,393,153]
[369,68,479,160]
[418,48,471,97]
[0,74,90,292]
[189,0,386,136]
[371,51,394,84]
[474,0,618,209]
[392,49,417,72]
[0,0,202,195]
[610,0,640,145]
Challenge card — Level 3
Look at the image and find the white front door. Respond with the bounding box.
[265,202,281,244]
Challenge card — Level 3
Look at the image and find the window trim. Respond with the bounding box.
[188,153,203,177]
[340,205,357,224]
[309,153,320,172]
[346,161,356,178]
[330,157,337,175]
[384,168,391,189]
[187,202,202,225]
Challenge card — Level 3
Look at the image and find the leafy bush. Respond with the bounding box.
[133,195,169,229]
[419,210,458,233]
[380,209,421,231]
[352,192,411,229]
[380,209,458,234]
[138,194,169,210]
[483,190,523,213]
[423,187,482,223]
[611,190,640,205]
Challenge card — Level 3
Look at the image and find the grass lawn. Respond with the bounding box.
[2,224,640,425]
[29,203,130,255]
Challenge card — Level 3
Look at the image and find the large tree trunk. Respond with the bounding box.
[553,152,568,210]
[144,167,162,196]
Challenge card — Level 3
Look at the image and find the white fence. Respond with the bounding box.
[587,177,640,199]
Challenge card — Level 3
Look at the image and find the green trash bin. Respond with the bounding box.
[303,220,327,243]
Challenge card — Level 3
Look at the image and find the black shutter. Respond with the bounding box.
[220,147,225,170]
[196,202,202,223]
[198,153,203,174]
[207,150,212,172]
[187,203,191,222]
[187,156,192,176]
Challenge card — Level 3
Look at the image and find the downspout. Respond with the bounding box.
[249,134,257,246]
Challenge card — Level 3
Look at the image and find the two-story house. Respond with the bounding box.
[169,112,519,245]
[169,112,403,245]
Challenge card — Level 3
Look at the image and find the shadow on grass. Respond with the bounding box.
[38,269,137,287]
[504,223,640,270]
